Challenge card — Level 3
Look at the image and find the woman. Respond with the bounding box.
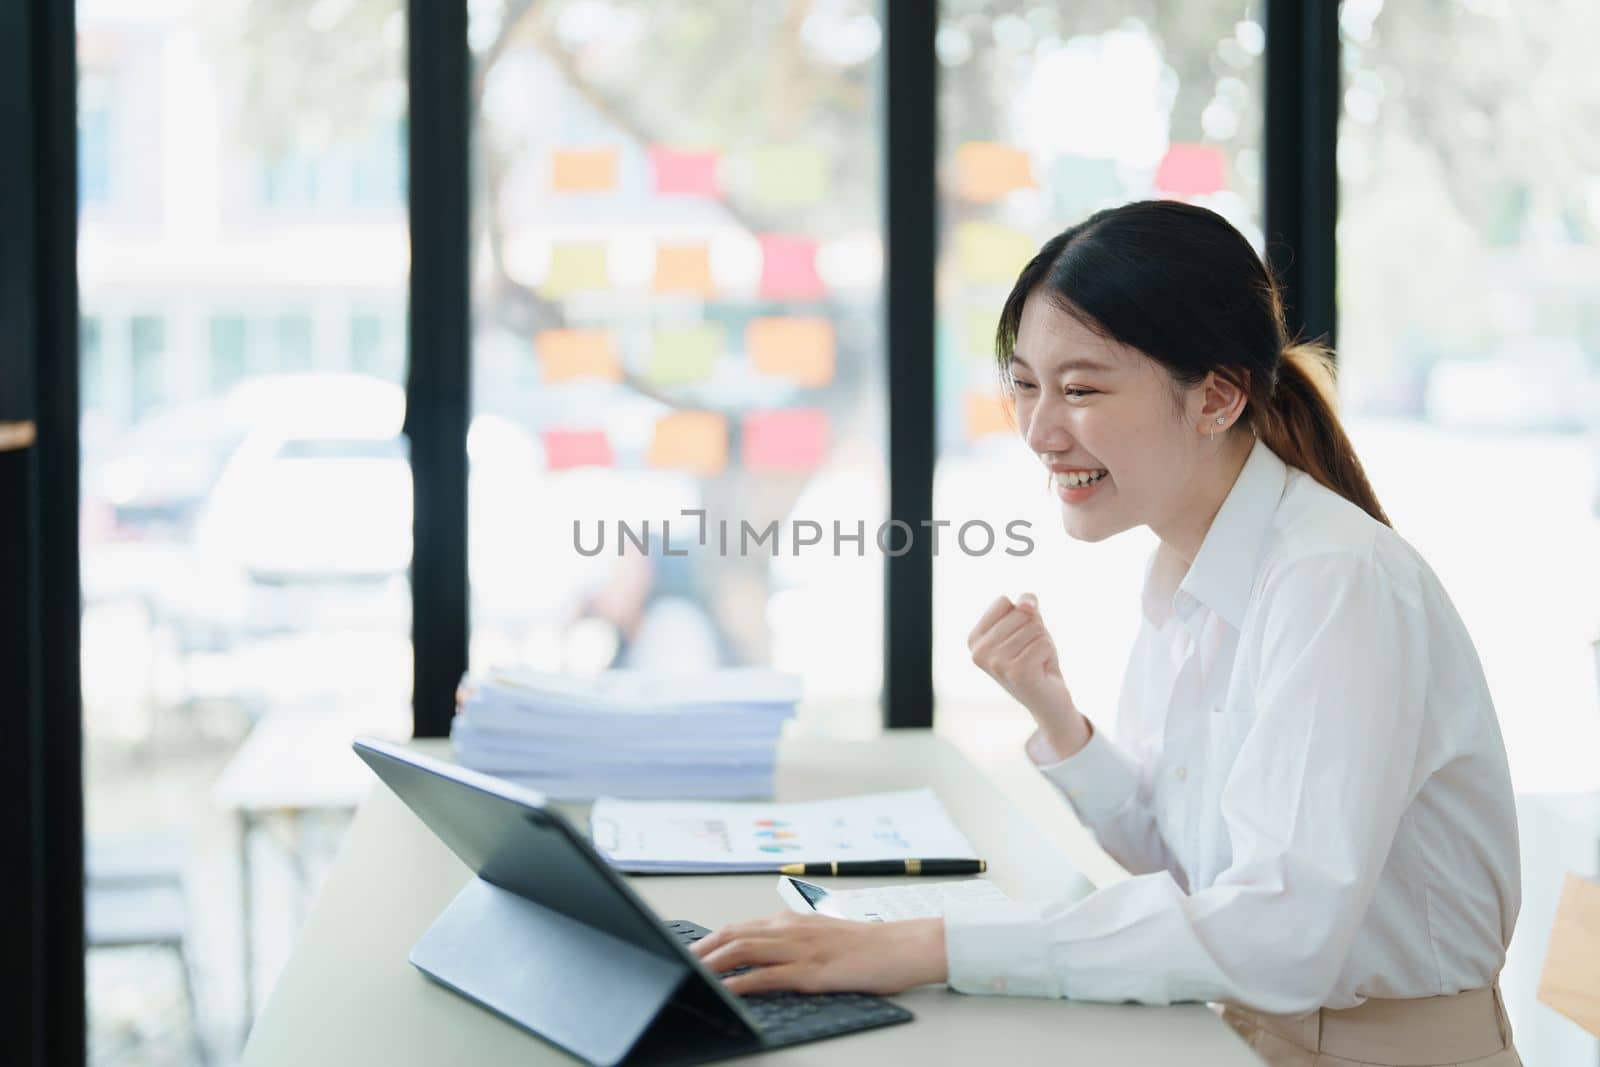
[690,201,1523,1066]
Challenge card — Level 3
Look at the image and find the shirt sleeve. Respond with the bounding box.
[1025,725,1178,878]
[945,547,1430,1014]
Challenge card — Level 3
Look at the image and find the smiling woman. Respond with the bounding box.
[697,201,1525,1067]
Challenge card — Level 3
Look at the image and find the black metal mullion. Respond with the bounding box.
[1265,0,1340,350]
[0,0,85,1061]
[882,0,937,730]
[405,0,472,738]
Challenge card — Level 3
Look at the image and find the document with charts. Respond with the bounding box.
[589,788,980,873]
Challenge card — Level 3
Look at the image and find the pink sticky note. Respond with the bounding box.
[1154,144,1227,196]
[542,429,614,471]
[742,409,829,473]
[758,235,825,301]
[651,146,720,196]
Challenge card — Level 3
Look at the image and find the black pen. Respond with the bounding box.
[778,859,986,877]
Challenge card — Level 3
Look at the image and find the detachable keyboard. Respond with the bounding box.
[663,920,913,1047]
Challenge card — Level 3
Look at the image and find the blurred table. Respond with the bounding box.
[212,709,406,1028]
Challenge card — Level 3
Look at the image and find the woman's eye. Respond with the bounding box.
[1064,387,1096,399]
[1012,380,1038,393]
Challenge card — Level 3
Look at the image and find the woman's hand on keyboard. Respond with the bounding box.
[688,911,946,996]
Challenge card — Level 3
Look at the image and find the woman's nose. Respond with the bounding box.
[1022,398,1070,455]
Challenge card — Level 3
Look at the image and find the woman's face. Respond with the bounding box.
[1008,293,1210,543]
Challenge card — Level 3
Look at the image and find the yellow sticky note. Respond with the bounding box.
[746,317,835,387]
[648,325,722,385]
[648,411,728,475]
[551,148,619,193]
[965,390,1014,439]
[954,222,1034,285]
[537,329,621,383]
[955,142,1034,202]
[542,244,609,297]
[967,311,999,362]
[653,244,715,297]
[750,145,826,206]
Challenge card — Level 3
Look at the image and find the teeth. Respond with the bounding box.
[1055,470,1107,488]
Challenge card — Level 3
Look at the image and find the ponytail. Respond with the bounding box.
[1252,342,1392,528]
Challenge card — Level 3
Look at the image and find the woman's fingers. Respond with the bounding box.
[966,595,1015,650]
[690,917,774,960]
[990,625,1053,677]
[722,962,811,997]
[970,608,1039,668]
[697,936,795,977]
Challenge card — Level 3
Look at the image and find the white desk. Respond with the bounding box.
[240,732,1259,1066]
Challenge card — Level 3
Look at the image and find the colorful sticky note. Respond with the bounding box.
[953,222,1034,285]
[746,317,835,387]
[648,325,721,385]
[965,391,1014,439]
[542,244,609,297]
[653,244,715,297]
[647,411,728,475]
[550,148,619,193]
[966,311,999,362]
[758,235,825,300]
[954,142,1035,203]
[1154,143,1226,196]
[650,146,720,196]
[742,409,828,473]
[536,329,621,383]
[750,145,826,206]
[543,429,614,470]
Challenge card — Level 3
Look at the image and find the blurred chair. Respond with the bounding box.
[85,835,207,1066]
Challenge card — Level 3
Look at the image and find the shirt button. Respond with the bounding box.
[1173,766,1187,782]
[989,976,1007,993]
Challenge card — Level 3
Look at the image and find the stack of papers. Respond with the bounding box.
[451,667,801,799]
[590,789,981,873]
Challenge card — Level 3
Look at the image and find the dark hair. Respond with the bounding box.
[996,199,1391,528]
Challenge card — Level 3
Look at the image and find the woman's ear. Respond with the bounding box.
[1194,369,1248,434]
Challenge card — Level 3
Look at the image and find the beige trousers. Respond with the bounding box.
[1218,983,1523,1067]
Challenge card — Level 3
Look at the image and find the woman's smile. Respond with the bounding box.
[1050,466,1109,503]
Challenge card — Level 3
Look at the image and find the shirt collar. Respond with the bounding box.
[1140,437,1289,632]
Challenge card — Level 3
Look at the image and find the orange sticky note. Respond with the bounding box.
[746,317,834,387]
[647,411,728,475]
[965,391,1014,439]
[953,222,1034,285]
[653,244,715,297]
[551,148,619,193]
[537,329,621,383]
[543,244,609,297]
[1154,143,1226,196]
[742,409,828,473]
[955,142,1034,202]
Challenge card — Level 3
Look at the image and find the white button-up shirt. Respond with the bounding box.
[944,438,1521,1014]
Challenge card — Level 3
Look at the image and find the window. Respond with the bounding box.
[931,2,1265,749]
[467,0,888,728]
[77,0,410,1056]
[1337,1,1600,793]
[129,314,165,422]
[210,314,250,391]
[274,312,314,371]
